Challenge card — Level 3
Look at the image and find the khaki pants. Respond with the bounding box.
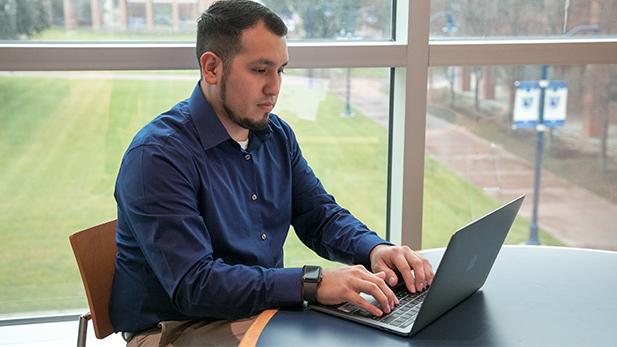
[127,316,257,347]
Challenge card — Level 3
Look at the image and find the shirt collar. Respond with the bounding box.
[188,81,273,152]
[188,82,230,151]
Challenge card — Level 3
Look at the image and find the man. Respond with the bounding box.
[110,1,434,346]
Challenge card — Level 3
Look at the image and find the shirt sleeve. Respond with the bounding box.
[285,126,391,268]
[115,143,302,320]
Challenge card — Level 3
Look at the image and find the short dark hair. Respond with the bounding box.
[196,0,288,68]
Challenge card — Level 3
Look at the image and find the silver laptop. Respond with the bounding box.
[309,195,525,336]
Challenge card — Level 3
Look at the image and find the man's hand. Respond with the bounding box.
[315,266,399,317]
[369,244,434,294]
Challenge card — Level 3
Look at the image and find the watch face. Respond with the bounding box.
[304,266,321,282]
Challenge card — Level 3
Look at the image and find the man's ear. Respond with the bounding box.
[200,52,223,85]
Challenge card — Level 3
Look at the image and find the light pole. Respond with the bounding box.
[344,66,352,117]
[526,23,600,245]
[527,66,549,245]
[342,8,359,118]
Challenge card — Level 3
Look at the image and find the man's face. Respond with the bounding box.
[219,21,288,132]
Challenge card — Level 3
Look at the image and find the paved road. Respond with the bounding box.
[331,75,617,251]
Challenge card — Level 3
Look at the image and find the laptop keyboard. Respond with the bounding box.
[337,286,429,329]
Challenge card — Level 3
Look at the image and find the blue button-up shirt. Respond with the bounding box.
[109,83,388,333]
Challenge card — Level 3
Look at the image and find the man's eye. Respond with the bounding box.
[254,68,266,74]
[278,69,285,75]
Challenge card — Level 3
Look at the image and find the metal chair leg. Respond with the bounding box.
[77,313,91,347]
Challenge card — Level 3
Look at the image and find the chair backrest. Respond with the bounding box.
[69,220,117,339]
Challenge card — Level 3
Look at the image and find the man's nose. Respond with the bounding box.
[264,72,281,96]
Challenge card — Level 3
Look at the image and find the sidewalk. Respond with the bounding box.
[331,75,617,251]
[426,117,617,250]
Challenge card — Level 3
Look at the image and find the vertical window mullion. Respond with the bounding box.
[389,0,430,249]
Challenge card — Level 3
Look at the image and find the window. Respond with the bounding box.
[0,67,390,314]
[423,64,617,249]
[430,0,617,39]
[0,70,198,314]
[0,0,394,41]
[278,68,390,267]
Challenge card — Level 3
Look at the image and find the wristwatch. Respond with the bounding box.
[301,265,323,303]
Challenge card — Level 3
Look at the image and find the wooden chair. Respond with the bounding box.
[69,220,117,347]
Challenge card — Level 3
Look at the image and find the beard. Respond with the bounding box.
[220,71,270,132]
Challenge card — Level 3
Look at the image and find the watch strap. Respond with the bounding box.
[303,280,319,303]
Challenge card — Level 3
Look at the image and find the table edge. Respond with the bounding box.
[238,309,279,347]
[422,244,617,255]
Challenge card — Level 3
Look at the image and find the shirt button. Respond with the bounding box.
[251,193,258,201]
[261,233,267,241]
[244,154,251,161]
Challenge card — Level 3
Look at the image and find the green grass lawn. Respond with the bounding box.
[0,73,560,315]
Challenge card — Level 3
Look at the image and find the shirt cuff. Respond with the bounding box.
[271,267,303,307]
[356,235,394,269]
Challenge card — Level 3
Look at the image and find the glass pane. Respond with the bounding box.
[0,70,199,316]
[0,0,393,41]
[424,64,617,251]
[263,1,393,40]
[0,67,389,316]
[430,0,617,39]
[278,68,391,267]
